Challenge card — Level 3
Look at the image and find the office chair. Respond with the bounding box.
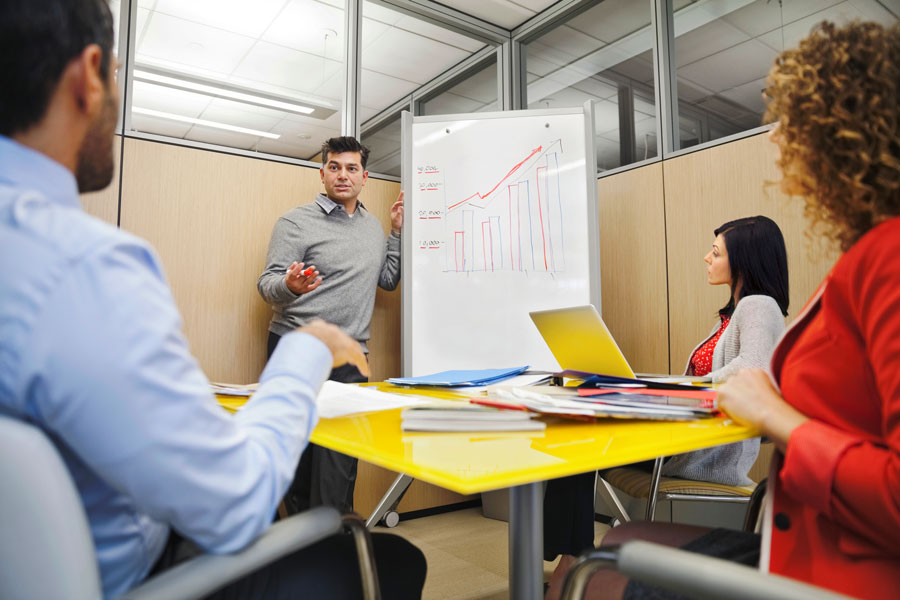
[597,455,758,525]
[0,414,381,600]
[559,540,852,600]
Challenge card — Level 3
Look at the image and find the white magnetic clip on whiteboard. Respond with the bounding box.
[401,104,601,376]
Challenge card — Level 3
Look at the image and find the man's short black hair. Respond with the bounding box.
[0,0,114,136]
[321,136,370,169]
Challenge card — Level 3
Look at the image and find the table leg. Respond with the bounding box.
[365,473,413,530]
[508,482,543,600]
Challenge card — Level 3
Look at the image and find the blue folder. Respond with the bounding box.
[387,366,530,387]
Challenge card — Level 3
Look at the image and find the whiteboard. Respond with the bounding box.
[401,106,600,376]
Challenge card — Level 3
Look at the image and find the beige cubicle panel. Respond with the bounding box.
[663,132,838,372]
[597,162,669,374]
[118,137,469,514]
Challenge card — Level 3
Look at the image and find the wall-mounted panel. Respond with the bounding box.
[118,137,465,514]
[663,132,839,373]
[597,162,668,374]
[120,137,322,383]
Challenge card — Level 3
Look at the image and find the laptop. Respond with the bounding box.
[529,305,636,378]
[529,305,712,383]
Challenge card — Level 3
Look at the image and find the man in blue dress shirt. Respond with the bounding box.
[0,1,425,598]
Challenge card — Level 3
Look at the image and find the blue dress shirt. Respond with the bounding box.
[0,135,332,597]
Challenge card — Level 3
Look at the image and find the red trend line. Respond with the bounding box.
[536,165,548,270]
[448,146,542,211]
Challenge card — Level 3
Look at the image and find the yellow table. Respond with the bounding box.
[311,384,754,599]
[220,385,755,599]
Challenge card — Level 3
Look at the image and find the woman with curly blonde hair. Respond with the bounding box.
[547,20,900,600]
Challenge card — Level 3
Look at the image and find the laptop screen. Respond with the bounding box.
[529,305,635,378]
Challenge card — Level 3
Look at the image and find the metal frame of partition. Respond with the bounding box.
[114,0,784,180]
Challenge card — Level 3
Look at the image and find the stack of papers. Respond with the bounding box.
[210,382,258,397]
[387,366,530,387]
[558,370,713,391]
[401,402,545,432]
[475,387,717,422]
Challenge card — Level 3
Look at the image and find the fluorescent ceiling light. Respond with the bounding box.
[134,70,316,115]
[132,107,281,139]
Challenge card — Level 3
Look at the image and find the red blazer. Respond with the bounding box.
[767,216,900,598]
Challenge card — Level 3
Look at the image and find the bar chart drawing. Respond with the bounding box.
[420,139,567,275]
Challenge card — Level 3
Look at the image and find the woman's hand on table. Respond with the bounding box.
[717,368,808,452]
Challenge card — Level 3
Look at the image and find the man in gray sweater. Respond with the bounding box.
[258,136,403,514]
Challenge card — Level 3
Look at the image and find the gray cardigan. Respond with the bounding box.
[661,294,786,486]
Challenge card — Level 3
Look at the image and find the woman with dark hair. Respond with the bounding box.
[543,215,789,579]
[661,214,789,485]
[549,19,900,600]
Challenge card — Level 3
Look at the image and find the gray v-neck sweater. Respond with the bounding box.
[257,194,400,352]
[662,294,786,486]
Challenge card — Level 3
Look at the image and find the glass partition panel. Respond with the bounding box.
[361,114,402,177]
[524,0,659,172]
[360,1,488,171]
[671,0,898,150]
[128,0,343,160]
[420,56,499,116]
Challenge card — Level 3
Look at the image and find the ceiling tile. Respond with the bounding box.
[677,38,777,93]
[130,112,192,138]
[184,126,259,150]
[233,41,343,94]
[153,0,288,38]
[360,27,469,84]
[353,68,420,110]
[199,99,285,132]
[720,0,785,39]
[718,76,767,116]
[849,0,900,20]
[568,0,652,44]
[362,1,405,26]
[435,0,535,29]
[570,77,619,101]
[423,91,484,115]
[439,62,498,103]
[257,119,342,160]
[137,13,256,76]
[676,78,714,103]
[675,18,749,68]
[780,0,845,23]
[262,0,346,61]
[393,15,486,53]
[530,25,604,61]
[130,81,212,118]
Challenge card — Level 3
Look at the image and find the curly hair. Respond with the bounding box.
[763,21,900,251]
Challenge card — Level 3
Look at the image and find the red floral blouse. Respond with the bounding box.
[688,316,731,377]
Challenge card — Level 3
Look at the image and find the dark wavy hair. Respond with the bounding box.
[321,136,370,169]
[715,216,789,318]
[0,0,114,136]
[763,21,900,252]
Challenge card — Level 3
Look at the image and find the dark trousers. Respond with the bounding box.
[150,529,426,599]
[543,460,659,560]
[268,331,367,514]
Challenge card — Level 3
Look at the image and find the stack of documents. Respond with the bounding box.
[475,387,717,421]
[401,403,545,432]
[387,366,530,387]
[210,382,258,397]
[560,370,713,391]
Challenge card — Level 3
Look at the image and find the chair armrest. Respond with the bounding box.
[562,540,852,600]
[119,506,342,600]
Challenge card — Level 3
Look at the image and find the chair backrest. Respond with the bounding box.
[0,414,103,600]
